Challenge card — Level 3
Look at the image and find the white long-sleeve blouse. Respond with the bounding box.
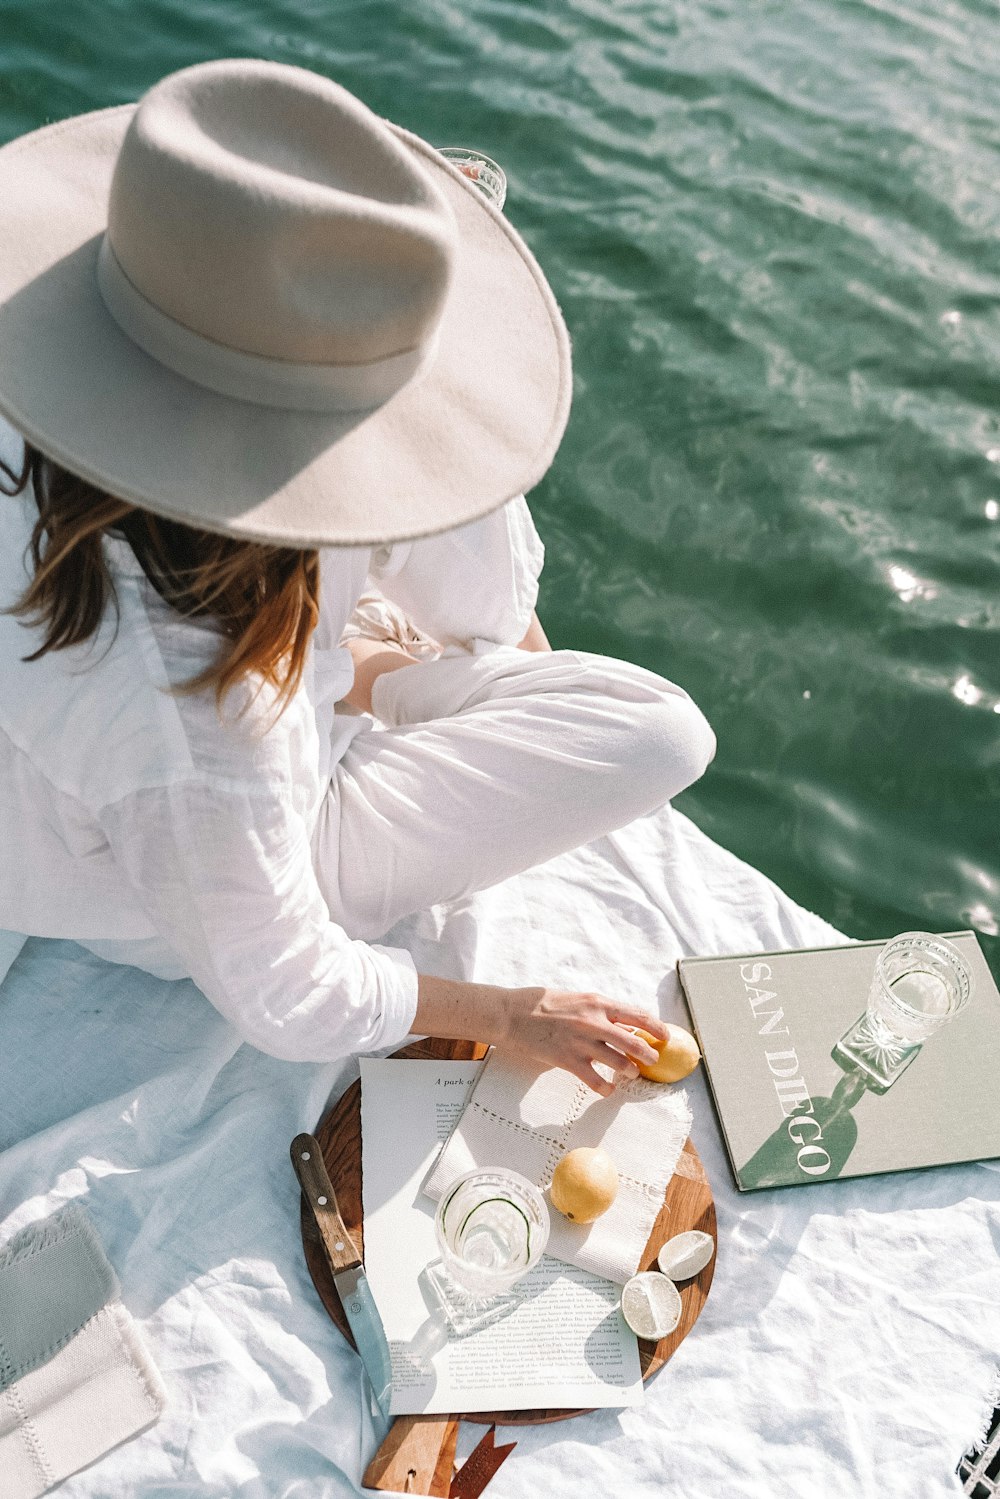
[0,418,544,1063]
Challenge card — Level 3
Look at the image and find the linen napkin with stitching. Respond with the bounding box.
[422,1050,693,1285]
[0,1204,167,1499]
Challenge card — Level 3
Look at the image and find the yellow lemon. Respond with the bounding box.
[549,1147,619,1223]
[631,1024,701,1083]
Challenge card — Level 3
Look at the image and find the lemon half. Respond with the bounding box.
[620,1272,683,1340]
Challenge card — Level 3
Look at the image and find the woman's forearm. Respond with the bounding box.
[414,972,513,1045]
[414,971,667,1097]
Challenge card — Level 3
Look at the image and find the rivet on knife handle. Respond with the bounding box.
[291,1132,362,1277]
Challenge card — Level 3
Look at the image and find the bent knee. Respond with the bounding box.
[548,650,717,800]
[643,688,716,800]
[673,690,717,777]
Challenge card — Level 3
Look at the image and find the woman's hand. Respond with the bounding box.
[342,635,419,714]
[496,987,668,1096]
[414,974,668,1097]
[344,605,548,716]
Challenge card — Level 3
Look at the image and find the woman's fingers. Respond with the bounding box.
[558,1051,615,1095]
[599,1046,641,1079]
[582,1063,616,1098]
[607,1027,660,1067]
[606,1002,669,1042]
[563,1044,641,1096]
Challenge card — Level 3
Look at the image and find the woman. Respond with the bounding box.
[0,59,715,1095]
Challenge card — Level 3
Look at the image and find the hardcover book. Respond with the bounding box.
[678,931,1000,1191]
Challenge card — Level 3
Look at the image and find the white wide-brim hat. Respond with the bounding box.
[0,59,572,546]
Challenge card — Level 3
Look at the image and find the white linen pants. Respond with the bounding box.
[314,647,716,941]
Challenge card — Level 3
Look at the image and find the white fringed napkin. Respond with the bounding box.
[0,1205,167,1499]
[422,1051,693,1285]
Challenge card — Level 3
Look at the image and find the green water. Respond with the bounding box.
[2,0,997,976]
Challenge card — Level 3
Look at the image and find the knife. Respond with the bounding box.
[291,1132,393,1420]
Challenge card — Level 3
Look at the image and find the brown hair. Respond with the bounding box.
[0,443,320,715]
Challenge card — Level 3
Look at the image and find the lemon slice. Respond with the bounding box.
[620,1272,683,1340]
[656,1229,715,1281]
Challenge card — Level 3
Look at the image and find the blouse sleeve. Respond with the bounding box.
[95,778,419,1063]
[369,495,545,652]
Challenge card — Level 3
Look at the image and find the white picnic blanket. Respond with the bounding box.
[0,806,997,1498]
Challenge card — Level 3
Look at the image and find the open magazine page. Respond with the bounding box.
[360,1058,643,1415]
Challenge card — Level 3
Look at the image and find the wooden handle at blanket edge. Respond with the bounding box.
[363,1412,460,1496]
[290,1133,362,1277]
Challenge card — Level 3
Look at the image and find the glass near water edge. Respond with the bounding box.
[436,147,507,211]
[834,932,973,1090]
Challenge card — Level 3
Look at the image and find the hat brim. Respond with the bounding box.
[0,105,571,546]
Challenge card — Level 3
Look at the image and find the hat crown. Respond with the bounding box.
[105,60,457,371]
[0,57,571,545]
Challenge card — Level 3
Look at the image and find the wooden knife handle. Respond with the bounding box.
[290,1132,362,1277]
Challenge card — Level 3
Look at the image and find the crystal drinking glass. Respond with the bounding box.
[417,1168,549,1348]
[833,932,972,1090]
[436,148,507,211]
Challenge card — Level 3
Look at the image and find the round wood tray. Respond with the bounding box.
[300,1036,717,1426]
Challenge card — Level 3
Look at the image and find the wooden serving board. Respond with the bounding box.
[298,1038,716,1489]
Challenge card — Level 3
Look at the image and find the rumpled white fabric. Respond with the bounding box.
[0,1206,167,1497]
[423,1051,693,1285]
[0,806,997,1498]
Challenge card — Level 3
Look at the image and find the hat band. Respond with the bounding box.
[96,238,433,414]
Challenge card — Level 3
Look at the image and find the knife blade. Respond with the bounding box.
[291,1132,393,1420]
